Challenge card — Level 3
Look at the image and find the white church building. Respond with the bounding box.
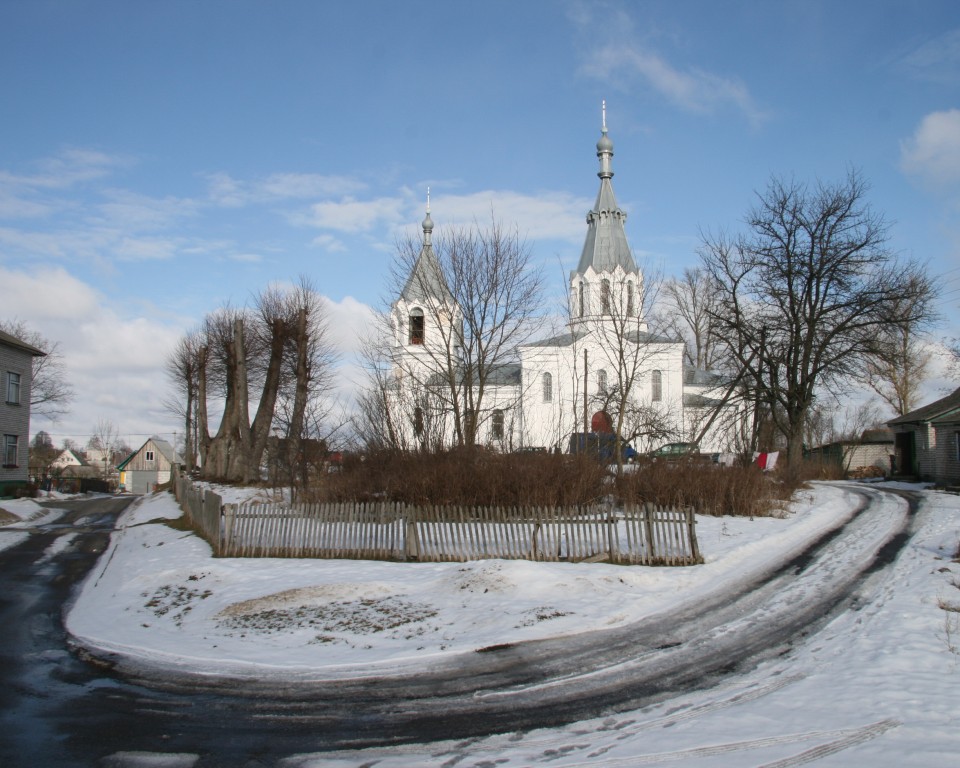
[387,109,739,456]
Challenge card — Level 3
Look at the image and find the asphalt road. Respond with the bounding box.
[0,487,920,767]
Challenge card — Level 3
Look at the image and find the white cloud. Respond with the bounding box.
[305,196,407,233]
[582,44,766,126]
[205,171,367,207]
[427,190,592,243]
[96,189,199,231]
[899,28,960,84]
[311,233,348,253]
[1,265,186,446]
[900,109,960,186]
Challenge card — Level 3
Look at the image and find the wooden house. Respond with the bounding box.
[1,329,45,495]
[117,437,182,494]
[888,387,960,485]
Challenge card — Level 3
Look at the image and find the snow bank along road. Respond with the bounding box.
[92,484,918,753]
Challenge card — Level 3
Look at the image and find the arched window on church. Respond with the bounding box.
[491,409,505,440]
[578,283,585,317]
[601,279,611,315]
[413,406,424,437]
[627,281,635,316]
[542,372,553,403]
[597,368,608,392]
[651,370,663,402]
[408,308,425,345]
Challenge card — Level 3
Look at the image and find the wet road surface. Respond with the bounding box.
[0,487,922,766]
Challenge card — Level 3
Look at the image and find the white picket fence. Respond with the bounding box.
[172,468,701,566]
[215,500,700,565]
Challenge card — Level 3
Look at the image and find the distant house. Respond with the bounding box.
[0,328,46,496]
[49,448,95,476]
[888,387,960,485]
[806,428,894,478]
[117,437,182,494]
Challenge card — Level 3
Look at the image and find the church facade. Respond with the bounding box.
[387,111,739,456]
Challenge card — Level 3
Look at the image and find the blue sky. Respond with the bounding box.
[2,0,959,449]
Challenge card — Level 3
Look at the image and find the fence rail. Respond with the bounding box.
[171,467,701,566]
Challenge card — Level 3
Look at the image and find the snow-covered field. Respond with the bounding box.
[2,483,959,766]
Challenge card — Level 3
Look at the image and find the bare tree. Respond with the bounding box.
[659,268,722,370]
[701,171,936,473]
[164,329,202,471]
[579,266,683,467]
[88,418,120,481]
[169,279,338,485]
[863,275,937,416]
[383,214,545,449]
[0,320,74,420]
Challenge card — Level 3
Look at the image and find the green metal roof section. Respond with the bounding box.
[574,103,638,277]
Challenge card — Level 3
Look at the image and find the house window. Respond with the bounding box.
[3,434,18,467]
[413,406,424,438]
[145,450,155,462]
[601,279,611,315]
[597,369,608,392]
[542,373,553,403]
[492,409,505,440]
[6,372,20,404]
[652,370,663,402]
[408,308,425,345]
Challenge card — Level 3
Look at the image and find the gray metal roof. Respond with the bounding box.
[0,328,46,356]
[400,207,454,305]
[524,329,676,349]
[573,118,637,277]
[888,386,960,426]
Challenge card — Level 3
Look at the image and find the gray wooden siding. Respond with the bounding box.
[0,343,33,483]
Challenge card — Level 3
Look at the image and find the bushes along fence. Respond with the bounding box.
[172,467,701,566]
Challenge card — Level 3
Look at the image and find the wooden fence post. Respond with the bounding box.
[404,508,420,561]
[686,506,701,564]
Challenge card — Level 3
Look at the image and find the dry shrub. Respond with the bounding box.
[616,459,785,517]
[309,449,608,508]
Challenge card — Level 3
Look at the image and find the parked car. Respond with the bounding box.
[648,442,720,463]
[649,442,699,459]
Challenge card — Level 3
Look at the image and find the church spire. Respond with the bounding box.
[573,101,636,277]
[597,99,614,180]
[422,187,434,245]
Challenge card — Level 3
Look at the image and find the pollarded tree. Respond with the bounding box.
[168,278,337,484]
[701,171,936,474]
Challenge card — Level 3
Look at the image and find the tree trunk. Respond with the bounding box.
[245,317,286,483]
[288,308,310,495]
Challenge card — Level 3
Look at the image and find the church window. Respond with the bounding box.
[409,308,425,345]
[464,408,477,441]
[627,282,635,316]
[578,283,585,317]
[651,370,663,402]
[597,369,608,392]
[601,279,611,315]
[492,409,505,440]
[413,407,424,437]
[542,372,553,403]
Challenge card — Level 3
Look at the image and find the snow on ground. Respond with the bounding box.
[9,483,960,765]
[0,493,73,553]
